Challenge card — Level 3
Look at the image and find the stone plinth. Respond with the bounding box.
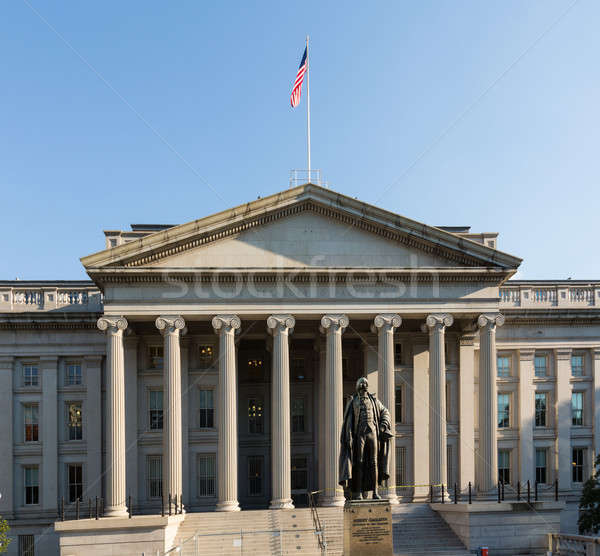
[343,499,393,556]
[432,501,565,555]
[54,515,184,556]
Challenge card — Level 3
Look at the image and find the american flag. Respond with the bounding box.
[290,46,308,108]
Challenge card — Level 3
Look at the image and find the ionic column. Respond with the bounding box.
[518,349,535,485]
[212,315,241,512]
[320,314,349,506]
[97,316,129,517]
[423,314,453,498]
[156,316,185,511]
[477,313,504,493]
[458,333,476,491]
[373,314,402,504]
[268,315,295,510]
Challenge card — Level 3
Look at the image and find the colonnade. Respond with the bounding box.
[97,311,503,513]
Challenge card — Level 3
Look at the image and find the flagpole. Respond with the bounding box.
[306,35,311,182]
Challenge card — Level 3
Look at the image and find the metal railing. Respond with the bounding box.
[308,489,326,553]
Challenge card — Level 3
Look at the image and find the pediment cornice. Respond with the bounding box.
[81,184,522,273]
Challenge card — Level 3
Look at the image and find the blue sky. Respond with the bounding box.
[1,0,598,280]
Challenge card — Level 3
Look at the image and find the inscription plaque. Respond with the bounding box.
[343,499,393,555]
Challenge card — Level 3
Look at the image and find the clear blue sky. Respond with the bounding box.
[1,0,598,280]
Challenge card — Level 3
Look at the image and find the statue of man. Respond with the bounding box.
[339,376,393,500]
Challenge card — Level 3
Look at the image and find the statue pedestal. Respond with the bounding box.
[343,499,393,556]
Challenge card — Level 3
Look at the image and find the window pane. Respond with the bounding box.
[23,366,39,386]
[498,450,510,484]
[248,399,264,434]
[66,364,82,385]
[292,398,305,433]
[534,355,547,377]
[150,391,163,430]
[248,456,263,496]
[535,449,547,484]
[68,464,83,502]
[199,389,214,428]
[571,355,584,377]
[396,446,406,487]
[291,455,308,491]
[535,393,547,427]
[572,393,584,426]
[395,387,402,424]
[498,394,510,428]
[68,403,83,440]
[497,356,510,377]
[148,456,162,499]
[572,449,585,483]
[198,454,216,497]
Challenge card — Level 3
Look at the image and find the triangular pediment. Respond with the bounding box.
[81,184,521,275]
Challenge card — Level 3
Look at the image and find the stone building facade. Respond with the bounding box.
[0,184,598,553]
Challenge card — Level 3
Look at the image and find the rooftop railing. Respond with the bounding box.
[0,284,103,312]
[500,283,600,309]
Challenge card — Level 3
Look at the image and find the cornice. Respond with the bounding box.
[0,314,101,330]
[502,309,600,325]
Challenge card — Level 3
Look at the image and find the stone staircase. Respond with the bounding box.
[171,503,470,555]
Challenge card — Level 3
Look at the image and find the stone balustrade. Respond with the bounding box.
[500,282,600,309]
[0,283,103,312]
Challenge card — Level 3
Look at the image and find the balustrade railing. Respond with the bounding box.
[548,533,600,555]
[500,283,599,309]
[0,284,103,312]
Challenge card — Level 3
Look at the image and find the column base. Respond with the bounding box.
[412,486,431,502]
[269,498,294,510]
[104,505,129,518]
[385,492,399,505]
[216,500,241,512]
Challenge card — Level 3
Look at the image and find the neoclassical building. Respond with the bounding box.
[1,184,598,552]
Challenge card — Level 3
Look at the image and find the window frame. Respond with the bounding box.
[572,392,584,426]
[572,448,585,483]
[24,465,39,505]
[67,463,83,503]
[497,355,511,378]
[535,392,547,427]
[198,388,215,429]
[395,385,403,424]
[197,453,217,498]
[534,354,548,378]
[497,393,510,429]
[23,365,39,387]
[65,362,82,386]
[149,389,163,431]
[498,449,511,485]
[291,454,309,492]
[147,455,163,500]
[67,402,83,441]
[535,448,547,484]
[571,354,585,377]
[247,455,264,496]
[23,403,39,443]
[291,396,305,434]
[198,344,214,369]
[248,398,264,434]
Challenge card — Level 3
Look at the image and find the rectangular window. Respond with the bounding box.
[149,390,163,430]
[65,363,82,386]
[248,398,264,434]
[18,534,35,556]
[394,343,402,366]
[535,392,547,427]
[534,355,548,378]
[396,446,406,487]
[23,365,38,387]
[292,398,305,433]
[497,356,511,378]
[149,346,163,369]
[497,393,510,428]
[535,449,547,484]
[248,455,264,496]
[198,345,214,368]
[147,456,162,499]
[572,448,585,483]
[24,466,39,505]
[572,392,584,426]
[68,403,82,440]
[68,464,83,502]
[24,404,39,442]
[199,389,214,429]
[395,386,403,424]
[572,355,584,377]
[498,450,510,485]
[447,445,453,487]
[198,454,216,497]
[291,455,308,491]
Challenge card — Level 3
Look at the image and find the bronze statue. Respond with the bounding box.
[339,376,393,500]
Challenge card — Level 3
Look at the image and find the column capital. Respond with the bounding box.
[373,313,402,332]
[267,315,295,334]
[477,313,505,329]
[319,314,349,333]
[555,347,572,361]
[422,313,453,332]
[97,316,128,335]
[155,315,186,336]
[212,315,241,333]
